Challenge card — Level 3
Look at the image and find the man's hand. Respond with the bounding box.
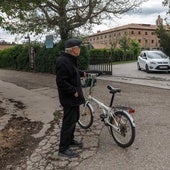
[84,72,86,77]
[74,91,78,97]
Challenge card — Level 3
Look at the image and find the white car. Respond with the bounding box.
[137,50,170,73]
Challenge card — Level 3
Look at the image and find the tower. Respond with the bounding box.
[156,15,163,26]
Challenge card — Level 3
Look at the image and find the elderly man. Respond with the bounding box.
[56,38,86,158]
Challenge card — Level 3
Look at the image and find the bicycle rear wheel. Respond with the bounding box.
[78,102,93,129]
[109,111,135,148]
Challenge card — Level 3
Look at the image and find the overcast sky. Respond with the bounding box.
[92,0,169,32]
[0,0,169,43]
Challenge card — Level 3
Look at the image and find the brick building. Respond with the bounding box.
[0,44,14,50]
[0,40,15,50]
[85,16,165,50]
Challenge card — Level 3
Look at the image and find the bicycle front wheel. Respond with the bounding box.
[78,102,93,129]
[110,111,135,148]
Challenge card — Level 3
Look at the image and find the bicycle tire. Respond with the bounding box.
[78,102,94,129]
[109,111,135,148]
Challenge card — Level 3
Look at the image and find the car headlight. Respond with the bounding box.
[150,62,156,65]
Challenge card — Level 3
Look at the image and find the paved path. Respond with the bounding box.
[0,70,103,169]
[0,68,170,170]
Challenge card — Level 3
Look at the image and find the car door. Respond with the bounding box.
[139,52,146,69]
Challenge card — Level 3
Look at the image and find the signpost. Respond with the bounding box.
[45,35,54,48]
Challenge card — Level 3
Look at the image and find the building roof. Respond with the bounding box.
[87,23,160,37]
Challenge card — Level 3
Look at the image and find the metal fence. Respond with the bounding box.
[88,57,112,75]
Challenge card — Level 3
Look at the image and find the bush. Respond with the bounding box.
[0,42,89,74]
[89,48,125,63]
[78,46,89,70]
[16,45,30,70]
[0,45,29,69]
[35,44,60,74]
[89,49,111,64]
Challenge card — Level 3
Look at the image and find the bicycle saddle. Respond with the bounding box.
[107,85,121,93]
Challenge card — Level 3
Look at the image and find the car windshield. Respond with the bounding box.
[148,51,168,59]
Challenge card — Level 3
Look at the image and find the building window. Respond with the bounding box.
[100,36,103,39]
[145,32,148,35]
[138,31,141,35]
[151,40,154,43]
[105,35,107,38]
[131,31,134,34]
[138,39,141,43]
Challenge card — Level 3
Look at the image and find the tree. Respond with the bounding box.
[119,35,130,60]
[129,39,141,60]
[0,0,147,41]
[162,0,170,14]
[109,34,119,59]
[119,35,141,60]
[155,25,170,56]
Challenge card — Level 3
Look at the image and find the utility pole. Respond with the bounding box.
[25,34,32,68]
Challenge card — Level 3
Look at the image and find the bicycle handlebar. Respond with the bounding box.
[84,70,104,77]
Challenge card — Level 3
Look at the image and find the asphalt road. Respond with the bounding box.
[112,62,170,80]
[99,62,170,90]
[0,64,170,170]
[76,63,170,170]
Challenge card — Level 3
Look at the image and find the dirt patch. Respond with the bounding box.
[0,98,26,118]
[0,115,43,169]
[0,98,44,169]
[0,107,6,117]
[8,98,26,110]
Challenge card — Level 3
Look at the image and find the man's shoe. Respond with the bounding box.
[70,140,83,148]
[58,148,79,158]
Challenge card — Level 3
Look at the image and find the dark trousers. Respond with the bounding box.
[59,105,79,152]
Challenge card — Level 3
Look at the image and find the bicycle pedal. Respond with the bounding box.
[100,114,107,120]
[104,121,109,126]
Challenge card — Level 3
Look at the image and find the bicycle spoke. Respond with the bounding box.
[78,103,93,129]
[110,111,135,147]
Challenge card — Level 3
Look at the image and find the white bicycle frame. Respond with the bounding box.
[87,95,135,133]
[83,73,135,132]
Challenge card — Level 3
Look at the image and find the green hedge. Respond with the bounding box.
[88,47,140,63]
[89,48,124,63]
[0,38,140,73]
[0,43,89,73]
[0,45,30,70]
[35,44,60,74]
[78,46,89,70]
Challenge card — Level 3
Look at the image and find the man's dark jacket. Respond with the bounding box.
[56,52,85,106]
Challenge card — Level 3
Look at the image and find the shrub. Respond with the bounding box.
[0,42,89,74]
[78,46,89,70]
[35,44,60,74]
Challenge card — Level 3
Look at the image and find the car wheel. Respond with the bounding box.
[137,62,141,70]
[145,64,150,73]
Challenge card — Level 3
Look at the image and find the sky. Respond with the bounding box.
[0,0,169,43]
